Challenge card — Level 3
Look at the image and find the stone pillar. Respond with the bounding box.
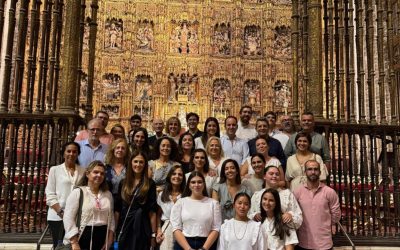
[307,0,324,119]
[58,0,81,114]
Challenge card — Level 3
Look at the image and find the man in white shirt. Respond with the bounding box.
[273,114,295,149]
[221,116,250,165]
[236,105,257,141]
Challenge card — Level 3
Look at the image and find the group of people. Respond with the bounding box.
[45,106,340,250]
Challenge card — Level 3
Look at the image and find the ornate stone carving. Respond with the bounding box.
[104,18,123,51]
[243,25,262,57]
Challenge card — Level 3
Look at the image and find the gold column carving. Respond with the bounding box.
[307,0,324,119]
[58,0,81,114]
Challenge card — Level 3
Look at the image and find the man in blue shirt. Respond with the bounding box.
[77,118,108,168]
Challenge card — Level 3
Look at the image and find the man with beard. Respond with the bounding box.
[273,114,296,149]
[77,118,109,168]
[186,112,203,139]
[236,105,257,141]
[284,112,331,170]
[294,160,340,250]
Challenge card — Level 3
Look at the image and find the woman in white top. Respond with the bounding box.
[260,188,298,250]
[156,165,186,250]
[63,160,115,250]
[45,142,85,249]
[285,132,328,191]
[241,136,285,188]
[248,165,303,230]
[218,192,264,250]
[171,171,222,250]
[185,148,217,196]
[206,136,226,176]
[195,117,220,149]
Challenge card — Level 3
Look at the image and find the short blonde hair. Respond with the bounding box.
[205,136,224,158]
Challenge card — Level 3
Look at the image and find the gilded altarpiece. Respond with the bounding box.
[80,0,293,129]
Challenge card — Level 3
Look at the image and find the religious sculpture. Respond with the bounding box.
[273,25,291,60]
[212,23,231,56]
[136,19,155,52]
[213,78,231,104]
[102,73,121,101]
[274,80,292,109]
[135,75,153,101]
[104,18,123,50]
[169,20,200,54]
[243,80,261,105]
[244,25,262,56]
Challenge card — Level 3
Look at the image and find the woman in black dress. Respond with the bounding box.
[115,151,157,249]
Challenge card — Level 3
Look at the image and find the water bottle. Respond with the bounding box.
[113,241,118,250]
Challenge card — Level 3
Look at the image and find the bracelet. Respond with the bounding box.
[151,232,156,238]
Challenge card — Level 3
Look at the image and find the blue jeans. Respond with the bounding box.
[173,236,217,250]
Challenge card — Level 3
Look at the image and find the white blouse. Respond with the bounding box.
[157,191,181,221]
[45,163,85,221]
[63,186,115,242]
[195,137,206,149]
[261,217,298,250]
[218,219,264,250]
[248,188,303,229]
[208,156,227,176]
[171,197,222,237]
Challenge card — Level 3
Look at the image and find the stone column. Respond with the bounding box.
[307,0,324,119]
[58,0,81,114]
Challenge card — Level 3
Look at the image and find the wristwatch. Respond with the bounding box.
[151,232,156,238]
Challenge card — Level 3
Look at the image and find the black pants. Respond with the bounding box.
[173,236,217,250]
[79,225,107,250]
[48,220,64,248]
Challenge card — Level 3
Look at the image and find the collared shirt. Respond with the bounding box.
[77,139,108,168]
[75,130,114,145]
[284,131,331,163]
[236,121,257,142]
[220,135,249,165]
[294,183,341,249]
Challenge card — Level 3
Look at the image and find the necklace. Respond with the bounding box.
[233,219,248,240]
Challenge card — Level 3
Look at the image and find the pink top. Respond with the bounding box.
[294,183,341,249]
[75,130,114,145]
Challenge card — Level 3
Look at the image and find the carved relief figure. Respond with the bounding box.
[212,23,231,56]
[104,18,123,50]
[169,20,199,54]
[80,72,88,99]
[83,17,91,51]
[101,105,119,118]
[135,75,153,101]
[136,19,155,52]
[168,72,198,101]
[274,80,292,108]
[102,73,121,101]
[244,25,262,56]
[243,79,261,105]
[273,25,291,60]
[213,78,231,104]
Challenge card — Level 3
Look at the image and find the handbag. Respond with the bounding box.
[55,187,84,250]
